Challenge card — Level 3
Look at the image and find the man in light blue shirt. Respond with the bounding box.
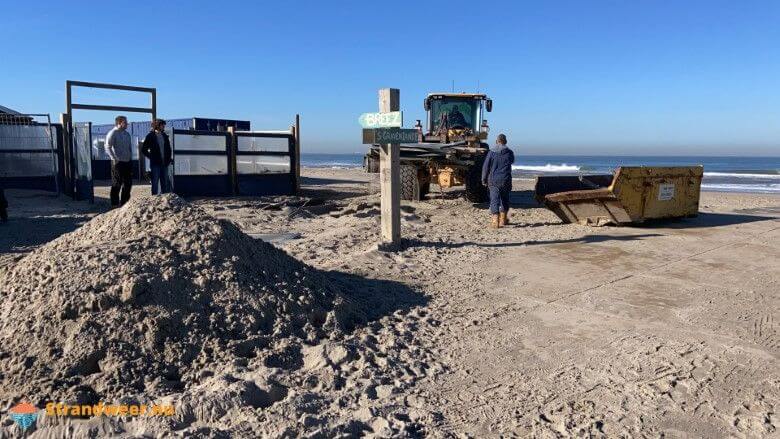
[105,115,133,206]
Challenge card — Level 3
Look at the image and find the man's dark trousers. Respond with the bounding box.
[489,183,511,215]
[0,188,8,221]
[110,161,132,207]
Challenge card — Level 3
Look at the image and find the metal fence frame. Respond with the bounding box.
[60,80,301,200]
[64,80,156,200]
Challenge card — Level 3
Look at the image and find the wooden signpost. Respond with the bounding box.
[362,88,403,247]
[362,128,419,144]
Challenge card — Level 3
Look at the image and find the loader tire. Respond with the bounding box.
[465,160,488,203]
[401,165,423,201]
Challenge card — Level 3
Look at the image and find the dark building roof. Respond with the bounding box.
[0,105,35,124]
[0,105,22,115]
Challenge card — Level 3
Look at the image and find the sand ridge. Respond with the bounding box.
[0,193,435,436]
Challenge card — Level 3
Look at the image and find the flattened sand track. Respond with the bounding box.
[1,168,777,437]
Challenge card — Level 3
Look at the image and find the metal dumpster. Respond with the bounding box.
[541,166,704,226]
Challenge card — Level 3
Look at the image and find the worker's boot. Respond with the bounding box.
[499,212,508,226]
[491,214,500,229]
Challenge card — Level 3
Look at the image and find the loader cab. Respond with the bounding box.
[424,93,492,141]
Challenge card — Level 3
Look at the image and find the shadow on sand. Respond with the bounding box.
[404,233,662,250]
[509,189,540,208]
[301,176,369,186]
[302,188,369,202]
[435,189,539,208]
[0,216,89,254]
[329,270,428,325]
[0,189,103,255]
[633,212,778,229]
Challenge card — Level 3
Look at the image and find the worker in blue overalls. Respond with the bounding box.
[481,133,515,228]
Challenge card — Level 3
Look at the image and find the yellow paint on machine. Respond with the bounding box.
[542,166,704,226]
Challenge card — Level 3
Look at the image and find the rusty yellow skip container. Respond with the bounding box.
[542,166,704,226]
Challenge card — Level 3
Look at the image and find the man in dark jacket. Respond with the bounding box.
[481,133,515,228]
[141,119,173,195]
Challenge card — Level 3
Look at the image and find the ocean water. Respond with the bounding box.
[301,153,780,194]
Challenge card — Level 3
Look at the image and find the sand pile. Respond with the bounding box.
[0,194,366,406]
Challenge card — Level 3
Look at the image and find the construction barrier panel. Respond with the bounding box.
[234,131,296,196]
[172,130,233,197]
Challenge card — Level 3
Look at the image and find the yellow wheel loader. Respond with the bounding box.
[364,93,493,202]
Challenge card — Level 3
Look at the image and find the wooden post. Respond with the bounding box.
[294,114,301,194]
[379,88,401,246]
[148,89,157,181]
[64,83,73,199]
[59,112,72,198]
[227,126,237,195]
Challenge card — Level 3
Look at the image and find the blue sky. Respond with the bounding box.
[2,0,779,155]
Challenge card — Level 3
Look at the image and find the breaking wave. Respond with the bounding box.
[701,183,780,193]
[512,164,581,173]
[703,172,780,179]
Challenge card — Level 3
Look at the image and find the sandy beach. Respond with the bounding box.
[1,167,778,437]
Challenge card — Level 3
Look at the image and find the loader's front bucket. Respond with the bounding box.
[534,174,614,204]
[540,166,704,226]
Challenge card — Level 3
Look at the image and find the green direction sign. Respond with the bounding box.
[358,111,403,128]
[362,128,419,144]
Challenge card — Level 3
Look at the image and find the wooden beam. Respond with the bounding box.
[70,103,155,114]
[67,80,156,94]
